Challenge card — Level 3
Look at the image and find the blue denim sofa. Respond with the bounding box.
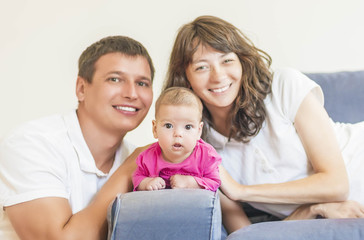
[107,189,221,240]
[107,70,364,240]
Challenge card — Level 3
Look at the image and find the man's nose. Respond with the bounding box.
[123,81,138,99]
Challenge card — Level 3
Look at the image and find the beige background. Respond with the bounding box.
[1,0,363,145]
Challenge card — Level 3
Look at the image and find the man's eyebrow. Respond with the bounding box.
[139,76,152,82]
[104,71,151,81]
[104,71,122,76]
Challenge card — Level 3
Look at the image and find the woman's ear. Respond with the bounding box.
[186,81,191,89]
[76,76,87,102]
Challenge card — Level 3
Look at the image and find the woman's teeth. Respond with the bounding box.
[210,85,229,93]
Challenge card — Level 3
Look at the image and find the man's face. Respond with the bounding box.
[76,52,153,136]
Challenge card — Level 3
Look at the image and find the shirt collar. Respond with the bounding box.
[63,110,109,177]
[204,123,229,149]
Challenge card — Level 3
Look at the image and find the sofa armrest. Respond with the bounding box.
[107,189,221,240]
[226,218,364,240]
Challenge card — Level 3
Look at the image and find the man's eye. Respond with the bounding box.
[137,81,149,87]
[185,125,192,130]
[164,123,172,129]
[109,77,119,82]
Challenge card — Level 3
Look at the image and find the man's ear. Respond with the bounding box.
[152,120,158,139]
[76,76,87,102]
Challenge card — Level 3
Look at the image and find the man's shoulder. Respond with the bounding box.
[2,111,73,145]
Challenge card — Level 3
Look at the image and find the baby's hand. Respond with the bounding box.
[139,177,166,191]
[170,174,201,189]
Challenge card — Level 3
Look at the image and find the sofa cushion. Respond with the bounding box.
[226,218,364,240]
[107,189,221,240]
[305,71,364,123]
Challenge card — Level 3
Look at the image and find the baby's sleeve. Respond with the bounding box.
[194,144,222,192]
[132,153,149,191]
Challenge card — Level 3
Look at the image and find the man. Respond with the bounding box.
[0,36,154,239]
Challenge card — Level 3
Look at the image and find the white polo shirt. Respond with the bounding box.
[0,110,135,239]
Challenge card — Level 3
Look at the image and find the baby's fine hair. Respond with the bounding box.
[155,87,203,120]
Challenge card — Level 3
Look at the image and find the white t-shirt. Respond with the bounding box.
[206,68,364,218]
[0,110,135,239]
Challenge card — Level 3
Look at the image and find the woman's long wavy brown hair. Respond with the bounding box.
[163,15,273,142]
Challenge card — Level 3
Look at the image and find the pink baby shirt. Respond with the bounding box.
[132,139,221,191]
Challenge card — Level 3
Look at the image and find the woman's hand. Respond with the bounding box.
[286,200,364,220]
[313,200,364,219]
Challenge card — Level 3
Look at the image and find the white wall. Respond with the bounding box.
[1,0,363,145]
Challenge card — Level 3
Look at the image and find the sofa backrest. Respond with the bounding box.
[305,70,364,124]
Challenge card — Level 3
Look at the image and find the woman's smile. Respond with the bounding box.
[209,83,232,93]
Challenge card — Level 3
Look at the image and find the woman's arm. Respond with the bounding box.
[5,147,142,240]
[220,91,349,204]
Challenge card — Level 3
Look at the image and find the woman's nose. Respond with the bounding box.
[211,65,225,82]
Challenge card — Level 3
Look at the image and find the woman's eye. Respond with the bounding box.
[195,65,207,71]
[164,123,172,129]
[223,59,233,63]
[185,125,192,130]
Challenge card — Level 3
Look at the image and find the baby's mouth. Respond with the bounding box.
[173,143,182,148]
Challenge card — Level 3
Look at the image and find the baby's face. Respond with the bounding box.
[152,104,203,164]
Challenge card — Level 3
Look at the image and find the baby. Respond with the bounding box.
[132,87,221,191]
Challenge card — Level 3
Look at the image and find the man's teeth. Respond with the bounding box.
[211,85,229,93]
[115,106,137,112]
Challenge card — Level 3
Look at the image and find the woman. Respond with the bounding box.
[163,15,364,233]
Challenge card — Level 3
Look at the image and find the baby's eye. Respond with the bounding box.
[164,123,173,129]
[185,124,192,130]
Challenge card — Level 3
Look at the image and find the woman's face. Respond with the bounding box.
[185,44,242,114]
